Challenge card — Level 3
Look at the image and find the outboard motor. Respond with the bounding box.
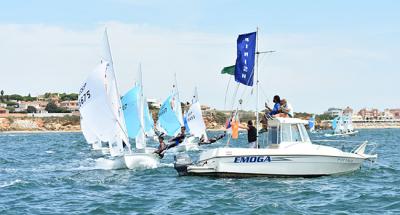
[174,153,193,176]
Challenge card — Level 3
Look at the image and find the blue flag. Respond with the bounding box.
[158,95,181,136]
[234,32,256,86]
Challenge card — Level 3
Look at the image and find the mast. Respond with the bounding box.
[255,28,276,148]
[256,27,260,148]
[102,28,130,151]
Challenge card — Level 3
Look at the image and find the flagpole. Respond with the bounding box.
[256,27,260,148]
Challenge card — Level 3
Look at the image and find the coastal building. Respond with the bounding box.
[324,108,343,117]
[0,108,9,114]
[59,100,79,112]
[14,103,28,112]
[388,109,400,119]
[343,106,353,115]
[14,101,47,113]
[0,103,7,108]
[200,105,211,111]
[147,98,161,109]
[358,108,379,120]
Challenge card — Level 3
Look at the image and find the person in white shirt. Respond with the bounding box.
[276,99,294,118]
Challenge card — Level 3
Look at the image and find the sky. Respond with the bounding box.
[0,0,399,113]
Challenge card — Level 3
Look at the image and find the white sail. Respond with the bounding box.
[79,61,127,156]
[80,117,98,144]
[186,101,207,139]
[101,29,130,152]
[172,74,184,126]
[136,75,146,149]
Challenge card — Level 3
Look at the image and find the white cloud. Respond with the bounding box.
[0,22,398,113]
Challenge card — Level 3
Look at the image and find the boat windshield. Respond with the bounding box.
[291,124,302,142]
[266,123,311,145]
[299,124,311,142]
[267,126,279,144]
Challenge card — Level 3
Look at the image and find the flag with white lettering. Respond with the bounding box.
[234,32,256,86]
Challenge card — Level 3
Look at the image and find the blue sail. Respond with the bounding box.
[308,116,315,129]
[143,100,154,133]
[158,95,181,136]
[332,116,339,130]
[183,111,190,133]
[121,86,141,138]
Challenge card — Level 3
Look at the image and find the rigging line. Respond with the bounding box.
[223,76,232,110]
[229,83,240,111]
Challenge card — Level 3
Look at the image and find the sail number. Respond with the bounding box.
[78,83,91,107]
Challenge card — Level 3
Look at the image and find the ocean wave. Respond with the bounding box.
[0,179,24,188]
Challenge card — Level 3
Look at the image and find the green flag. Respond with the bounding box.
[221,65,235,75]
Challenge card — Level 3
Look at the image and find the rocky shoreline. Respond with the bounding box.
[1,115,399,133]
[0,115,80,132]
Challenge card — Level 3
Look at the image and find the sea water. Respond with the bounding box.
[0,130,399,214]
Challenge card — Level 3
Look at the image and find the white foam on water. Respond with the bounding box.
[0,168,17,173]
[125,155,159,170]
[0,179,24,188]
[94,157,127,170]
[45,150,55,154]
[159,163,174,168]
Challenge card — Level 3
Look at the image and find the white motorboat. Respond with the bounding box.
[174,117,377,177]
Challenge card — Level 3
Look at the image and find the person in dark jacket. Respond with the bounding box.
[166,126,186,150]
[239,120,258,148]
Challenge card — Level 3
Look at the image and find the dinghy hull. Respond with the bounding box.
[124,152,160,169]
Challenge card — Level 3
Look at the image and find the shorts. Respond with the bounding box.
[249,141,257,148]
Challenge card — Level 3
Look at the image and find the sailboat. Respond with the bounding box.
[325,113,358,137]
[122,65,160,169]
[308,115,316,133]
[176,87,207,152]
[174,30,376,177]
[78,30,130,168]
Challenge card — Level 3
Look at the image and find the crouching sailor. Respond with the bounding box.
[198,132,226,145]
[154,136,167,159]
[166,126,186,150]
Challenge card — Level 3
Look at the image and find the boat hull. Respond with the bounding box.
[188,155,364,177]
[124,151,160,169]
[182,147,368,177]
[176,137,199,152]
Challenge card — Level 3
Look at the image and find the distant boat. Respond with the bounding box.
[325,113,358,137]
[308,115,316,133]
[122,65,160,169]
